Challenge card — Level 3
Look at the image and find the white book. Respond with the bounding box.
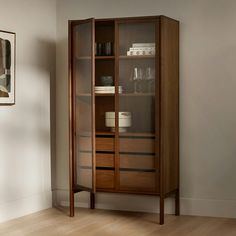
[127,50,155,56]
[129,47,155,51]
[132,43,155,48]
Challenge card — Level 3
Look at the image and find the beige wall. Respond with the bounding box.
[0,0,56,222]
[55,0,236,218]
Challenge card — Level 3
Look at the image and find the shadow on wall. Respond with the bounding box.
[34,38,56,200]
[0,37,56,221]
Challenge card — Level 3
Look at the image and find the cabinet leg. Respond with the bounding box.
[175,189,180,216]
[90,192,95,209]
[160,195,164,225]
[70,190,74,217]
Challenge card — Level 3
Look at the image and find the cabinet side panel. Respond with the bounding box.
[160,16,179,194]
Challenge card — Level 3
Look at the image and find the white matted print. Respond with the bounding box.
[0,30,16,105]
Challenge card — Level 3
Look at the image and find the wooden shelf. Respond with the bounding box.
[95,56,115,60]
[96,132,155,138]
[119,55,155,59]
[95,93,115,96]
[120,93,155,97]
[76,56,115,60]
[76,91,153,100]
[119,132,155,138]
[96,132,115,136]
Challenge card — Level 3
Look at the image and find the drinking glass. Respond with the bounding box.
[130,67,143,93]
[144,67,155,93]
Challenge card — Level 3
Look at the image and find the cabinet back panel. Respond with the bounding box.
[95,21,114,44]
[95,96,115,132]
[95,60,115,86]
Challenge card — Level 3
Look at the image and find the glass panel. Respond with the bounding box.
[94,21,116,190]
[118,21,156,192]
[72,21,93,189]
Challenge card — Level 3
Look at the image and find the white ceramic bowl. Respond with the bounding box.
[105,112,131,119]
[105,112,132,128]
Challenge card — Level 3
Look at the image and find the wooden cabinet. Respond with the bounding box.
[69,15,179,224]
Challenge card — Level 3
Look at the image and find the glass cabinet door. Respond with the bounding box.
[117,20,157,192]
[71,19,95,190]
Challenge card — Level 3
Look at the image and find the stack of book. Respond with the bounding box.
[127,43,155,56]
[95,86,123,94]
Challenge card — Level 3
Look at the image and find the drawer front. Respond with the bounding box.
[78,152,92,167]
[120,154,155,169]
[78,136,92,152]
[96,137,114,152]
[77,168,92,187]
[96,170,114,189]
[119,171,156,192]
[120,138,155,154]
[96,153,114,167]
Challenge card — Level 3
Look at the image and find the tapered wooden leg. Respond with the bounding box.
[175,189,180,216]
[160,195,164,225]
[70,190,74,217]
[90,192,95,209]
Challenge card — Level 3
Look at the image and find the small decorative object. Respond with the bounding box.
[96,43,102,56]
[95,86,122,94]
[104,42,113,56]
[144,67,155,93]
[105,112,132,132]
[0,30,16,105]
[100,75,113,86]
[130,67,143,93]
[127,43,155,56]
[95,42,113,56]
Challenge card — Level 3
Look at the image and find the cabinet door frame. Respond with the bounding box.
[69,18,96,194]
[115,17,160,193]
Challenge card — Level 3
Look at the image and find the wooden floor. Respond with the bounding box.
[0,208,236,236]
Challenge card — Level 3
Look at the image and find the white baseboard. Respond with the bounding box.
[0,191,52,223]
[54,189,236,219]
[181,197,236,218]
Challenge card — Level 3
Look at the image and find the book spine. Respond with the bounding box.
[132,43,155,48]
[129,47,155,51]
[127,50,155,56]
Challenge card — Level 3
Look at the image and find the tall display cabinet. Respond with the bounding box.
[68,15,179,224]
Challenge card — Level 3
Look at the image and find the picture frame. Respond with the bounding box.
[0,30,16,105]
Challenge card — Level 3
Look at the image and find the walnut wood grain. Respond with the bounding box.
[119,138,155,154]
[119,154,155,169]
[96,137,114,152]
[96,170,115,189]
[119,171,156,192]
[160,16,179,195]
[96,153,114,167]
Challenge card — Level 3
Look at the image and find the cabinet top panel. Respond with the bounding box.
[69,15,179,24]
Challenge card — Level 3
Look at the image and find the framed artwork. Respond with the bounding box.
[0,30,16,105]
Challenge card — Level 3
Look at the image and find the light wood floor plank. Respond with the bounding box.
[0,208,236,236]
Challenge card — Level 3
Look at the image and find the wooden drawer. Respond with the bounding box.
[78,136,92,152]
[96,137,114,152]
[78,152,92,167]
[120,154,155,169]
[77,168,92,188]
[120,138,155,154]
[96,170,114,189]
[96,153,114,167]
[119,171,156,191]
